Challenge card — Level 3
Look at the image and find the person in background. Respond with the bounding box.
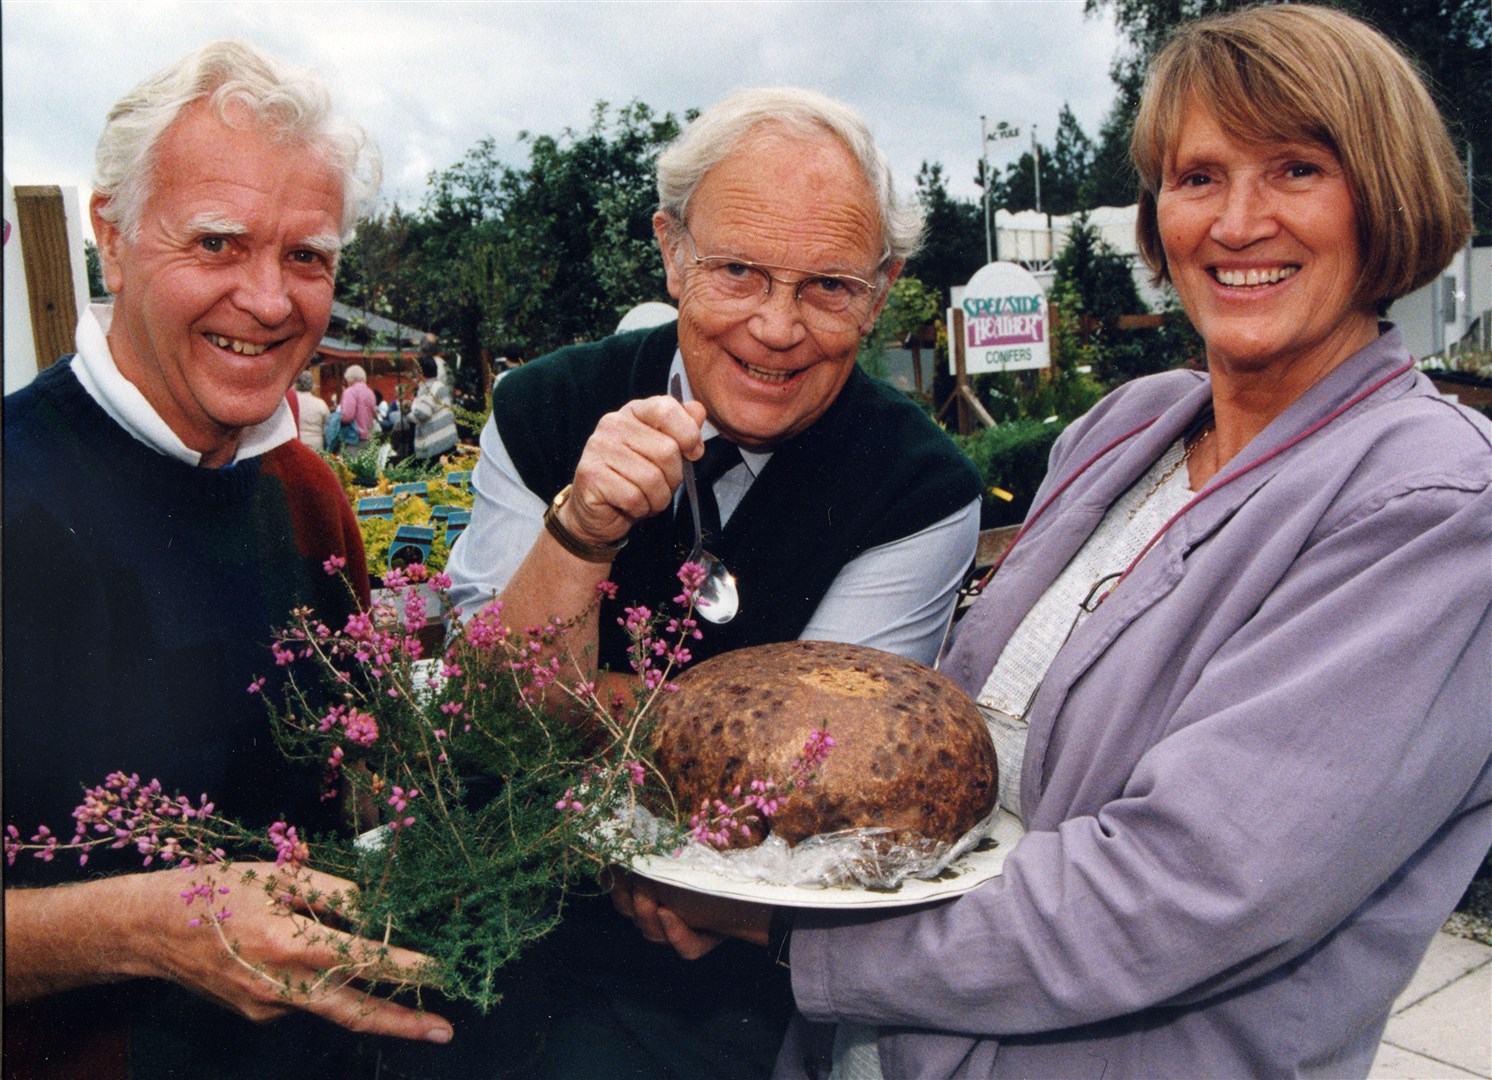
[618,8,1490,1079]
[338,362,377,451]
[294,369,330,450]
[409,352,458,460]
[445,86,982,1079]
[2,39,452,1079]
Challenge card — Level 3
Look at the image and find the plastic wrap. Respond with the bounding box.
[620,801,1003,891]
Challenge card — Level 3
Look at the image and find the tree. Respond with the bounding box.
[83,239,107,299]
[491,100,683,358]
[992,105,1095,217]
[1053,213,1204,384]
[857,275,942,382]
[1086,90,1143,209]
[1046,105,1097,215]
[334,101,688,405]
[906,162,984,301]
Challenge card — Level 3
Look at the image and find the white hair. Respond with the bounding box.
[93,39,380,243]
[656,86,924,269]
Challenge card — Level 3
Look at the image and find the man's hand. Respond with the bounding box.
[5,864,453,1043]
[561,396,709,547]
[608,868,771,961]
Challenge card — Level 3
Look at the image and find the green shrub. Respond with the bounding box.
[956,417,1063,527]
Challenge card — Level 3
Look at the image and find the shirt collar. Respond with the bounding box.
[669,349,770,478]
[72,305,297,467]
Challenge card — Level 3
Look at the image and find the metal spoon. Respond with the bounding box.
[670,375,739,624]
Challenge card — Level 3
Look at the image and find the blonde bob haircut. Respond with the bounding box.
[1132,4,1471,313]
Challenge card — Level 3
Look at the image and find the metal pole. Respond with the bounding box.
[982,115,992,265]
[1032,124,1041,216]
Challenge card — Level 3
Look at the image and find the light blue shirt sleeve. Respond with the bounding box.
[444,414,981,667]
[798,499,980,666]
[443,414,546,620]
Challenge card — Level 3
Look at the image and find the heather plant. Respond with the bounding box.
[6,559,834,1014]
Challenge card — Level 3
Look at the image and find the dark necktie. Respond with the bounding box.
[675,439,743,559]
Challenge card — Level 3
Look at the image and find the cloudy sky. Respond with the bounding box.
[3,0,1127,232]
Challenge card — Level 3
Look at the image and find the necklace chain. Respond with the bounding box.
[1130,425,1213,518]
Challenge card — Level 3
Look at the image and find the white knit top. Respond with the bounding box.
[977,439,1196,820]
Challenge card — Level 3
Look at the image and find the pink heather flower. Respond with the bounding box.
[596,580,618,600]
[429,571,452,591]
[342,709,379,747]
[246,677,267,695]
[322,553,347,575]
[677,561,707,593]
[621,606,652,635]
[268,822,309,869]
[343,612,375,642]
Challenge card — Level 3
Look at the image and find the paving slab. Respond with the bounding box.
[1382,960,1491,1078]
[1370,1040,1482,1079]
[1395,933,1492,1010]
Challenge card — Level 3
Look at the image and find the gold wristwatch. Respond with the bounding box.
[543,484,627,563]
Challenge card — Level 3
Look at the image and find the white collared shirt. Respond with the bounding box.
[70,306,298,466]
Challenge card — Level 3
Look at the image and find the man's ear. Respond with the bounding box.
[654,211,683,300]
[90,193,127,295]
[862,258,904,335]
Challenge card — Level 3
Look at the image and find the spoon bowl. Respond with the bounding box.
[693,549,739,624]
[670,372,740,625]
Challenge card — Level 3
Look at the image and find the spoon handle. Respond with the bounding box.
[668,374,705,560]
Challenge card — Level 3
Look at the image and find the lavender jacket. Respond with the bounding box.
[778,328,1492,1080]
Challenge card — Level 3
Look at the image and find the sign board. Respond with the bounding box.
[948,262,1050,375]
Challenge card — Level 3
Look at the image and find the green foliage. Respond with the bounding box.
[907,162,985,300]
[857,276,942,378]
[1051,212,1177,385]
[334,101,687,406]
[956,418,1064,526]
[84,239,107,299]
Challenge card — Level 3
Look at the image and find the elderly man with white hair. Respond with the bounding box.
[446,86,982,1080]
[3,40,454,1077]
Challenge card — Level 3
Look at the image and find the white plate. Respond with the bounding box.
[629,811,1025,909]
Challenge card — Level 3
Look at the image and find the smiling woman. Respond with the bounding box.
[1128,2,1473,478]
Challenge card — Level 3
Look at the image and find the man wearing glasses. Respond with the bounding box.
[445,87,981,1079]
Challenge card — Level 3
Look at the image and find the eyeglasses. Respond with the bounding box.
[675,225,882,333]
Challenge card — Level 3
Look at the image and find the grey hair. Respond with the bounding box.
[93,39,380,243]
[656,87,924,269]
[294,370,315,391]
[345,364,367,384]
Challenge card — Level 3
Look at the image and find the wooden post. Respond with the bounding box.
[952,308,971,436]
[14,185,80,372]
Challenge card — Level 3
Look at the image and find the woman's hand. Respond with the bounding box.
[607,868,771,960]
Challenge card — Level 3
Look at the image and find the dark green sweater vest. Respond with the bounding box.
[494,323,982,669]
